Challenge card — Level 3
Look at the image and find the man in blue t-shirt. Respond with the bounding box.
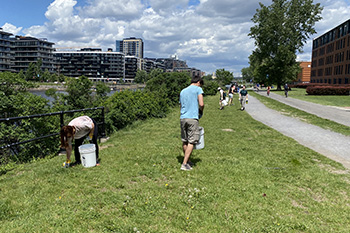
[179,76,204,171]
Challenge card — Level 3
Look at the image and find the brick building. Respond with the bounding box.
[311,19,350,84]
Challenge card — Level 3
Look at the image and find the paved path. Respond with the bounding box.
[257,91,350,127]
[245,93,350,169]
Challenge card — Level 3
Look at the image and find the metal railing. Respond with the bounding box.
[0,107,106,151]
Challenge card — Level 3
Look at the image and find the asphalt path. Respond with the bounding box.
[244,92,350,169]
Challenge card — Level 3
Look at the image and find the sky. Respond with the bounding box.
[1,0,350,76]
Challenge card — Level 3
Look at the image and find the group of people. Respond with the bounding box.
[218,84,248,111]
[60,79,287,171]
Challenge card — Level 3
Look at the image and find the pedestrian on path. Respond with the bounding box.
[179,76,204,171]
[239,85,248,111]
[267,86,271,96]
[284,83,289,98]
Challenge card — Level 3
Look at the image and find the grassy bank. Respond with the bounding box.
[1,94,350,232]
[272,88,350,107]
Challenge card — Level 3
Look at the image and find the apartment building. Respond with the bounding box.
[0,28,13,72]
[116,37,144,59]
[311,19,350,84]
[11,36,55,73]
[54,48,125,81]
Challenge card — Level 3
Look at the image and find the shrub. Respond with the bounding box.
[202,80,219,96]
[104,90,168,133]
[306,85,350,95]
[145,72,191,106]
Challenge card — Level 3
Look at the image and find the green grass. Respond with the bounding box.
[1,95,350,232]
[272,88,350,107]
[251,91,350,136]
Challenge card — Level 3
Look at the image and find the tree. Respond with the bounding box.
[134,70,148,84]
[65,76,93,109]
[95,82,110,98]
[241,66,254,83]
[249,0,322,89]
[215,69,233,86]
[145,72,191,105]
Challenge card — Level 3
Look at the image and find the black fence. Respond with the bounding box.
[0,107,106,159]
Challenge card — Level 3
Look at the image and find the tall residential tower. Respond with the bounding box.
[116,37,144,58]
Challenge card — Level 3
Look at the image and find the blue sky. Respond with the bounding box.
[1,0,350,76]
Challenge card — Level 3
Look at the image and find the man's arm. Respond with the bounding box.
[198,94,204,112]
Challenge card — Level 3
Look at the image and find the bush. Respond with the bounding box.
[306,85,350,95]
[104,90,168,133]
[145,72,191,106]
[202,80,219,96]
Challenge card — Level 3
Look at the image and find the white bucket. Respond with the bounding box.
[78,144,96,168]
[194,127,204,150]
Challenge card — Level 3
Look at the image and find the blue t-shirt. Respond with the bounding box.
[180,85,204,119]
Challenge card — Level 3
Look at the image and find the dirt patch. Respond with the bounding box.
[222,129,234,132]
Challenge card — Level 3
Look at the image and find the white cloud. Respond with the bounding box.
[81,0,144,19]
[1,23,22,35]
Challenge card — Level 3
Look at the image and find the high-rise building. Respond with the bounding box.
[116,37,144,58]
[0,28,14,72]
[54,48,125,81]
[311,19,350,84]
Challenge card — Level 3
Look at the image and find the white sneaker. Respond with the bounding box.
[180,163,192,171]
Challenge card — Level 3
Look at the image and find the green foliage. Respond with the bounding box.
[202,80,219,96]
[241,66,254,83]
[95,82,111,98]
[104,90,168,133]
[145,72,191,105]
[249,0,323,89]
[0,72,37,118]
[215,69,233,86]
[134,70,148,84]
[64,76,93,109]
[0,72,59,167]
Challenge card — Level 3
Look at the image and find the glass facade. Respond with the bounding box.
[55,50,125,80]
[0,29,14,72]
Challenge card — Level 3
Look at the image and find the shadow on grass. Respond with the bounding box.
[176,155,202,167]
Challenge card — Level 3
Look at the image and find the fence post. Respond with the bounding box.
[101,107,106,137]
[60,111,64,128]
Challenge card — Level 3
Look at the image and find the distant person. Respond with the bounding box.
[284,83,289,97]
[60,115,99,167]
[228,84,235,106]
[267,86,271,96]
[239,85,248,111]
[218,87,225,110]
[179,76,204,171]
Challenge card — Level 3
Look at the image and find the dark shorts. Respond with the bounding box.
[180,119,199,144]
